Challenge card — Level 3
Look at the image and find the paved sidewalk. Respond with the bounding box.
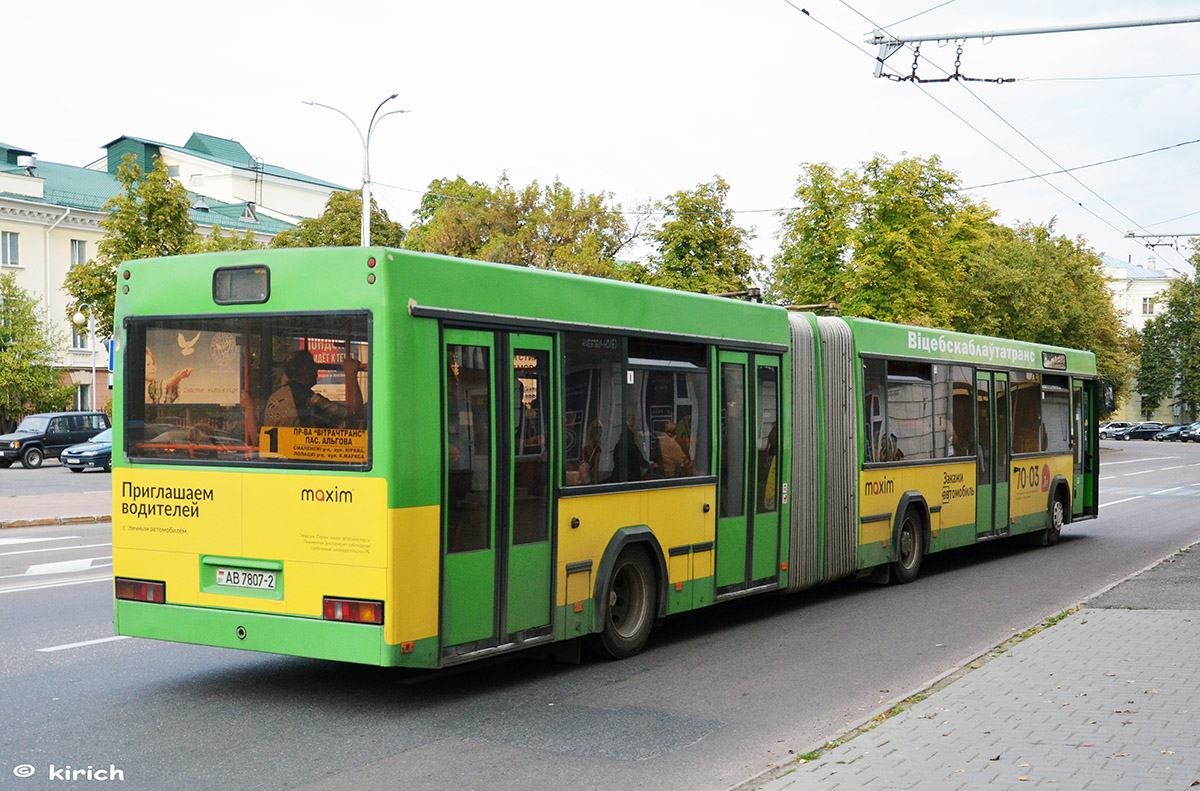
[0,490,112,528]
[748,547,1200,791]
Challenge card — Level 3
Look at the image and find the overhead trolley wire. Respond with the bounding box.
[802,0,1154,238]
[963,138,1200,190]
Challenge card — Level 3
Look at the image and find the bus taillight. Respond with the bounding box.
[115,578,166,603]
[322,597,383,625]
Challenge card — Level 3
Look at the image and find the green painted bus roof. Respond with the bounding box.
[115,247,1096,377]
[117,247,793,348]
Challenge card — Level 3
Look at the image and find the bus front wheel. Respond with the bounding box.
[890,510,924,584]
[589,549,655,659]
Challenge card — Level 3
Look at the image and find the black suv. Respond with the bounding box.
[0,411,111,469]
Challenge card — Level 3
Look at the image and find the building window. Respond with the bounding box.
[70,239,87,267]
[1,231,17,266]
[74,384,91,411]
[72,322,90,350]
[1142,297,1156,316]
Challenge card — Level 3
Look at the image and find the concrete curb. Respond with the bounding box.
[1,514,112,529]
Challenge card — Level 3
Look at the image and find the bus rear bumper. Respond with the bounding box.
[115,599,386,666]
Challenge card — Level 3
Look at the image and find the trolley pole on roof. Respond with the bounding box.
[868,15,1200,78]
[303,95,410,246]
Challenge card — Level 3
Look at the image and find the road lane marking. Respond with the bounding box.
[1101,457,1177,466]
[1152,487,1185,495]
[0,575,110,595]
[37,636,130,653]
[0,542,112,558]
[0,536,83,546]
[1100,496,1144,508]
[1161,465,1187,471]
[1123,470,1156,476]
[25,557,111,576]
[0,556,113,578]
[1100,476,1116,481]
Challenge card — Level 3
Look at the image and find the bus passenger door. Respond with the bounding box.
[716,353,749,590]
[975,375,993,539]
[505,335,554,641]
[1073,378,1097,518]
[441,330,555,656]
[975,372,1010,539]
[750,358,781,584]
[716,352,782,593]
[994,373,1010,534]
[442,330,498,649]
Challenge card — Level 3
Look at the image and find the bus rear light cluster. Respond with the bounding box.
[115,578,165,603]
[323,597,383,625]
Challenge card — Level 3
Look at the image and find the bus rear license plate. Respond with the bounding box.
[215,568,277,591]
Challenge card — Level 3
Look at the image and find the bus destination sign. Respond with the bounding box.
[260,426,368,463]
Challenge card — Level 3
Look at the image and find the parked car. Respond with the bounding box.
[59,427,113,472]
[1179,422,1200,442]
[1114,422,1164,441]
[0,411,111,469]
[1154,424,1184,441]
[1099,421,1132,439]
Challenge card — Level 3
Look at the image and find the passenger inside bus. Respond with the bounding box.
[653,421,694,478]
[262,350,364,429]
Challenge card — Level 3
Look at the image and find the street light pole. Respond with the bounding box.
[72,303,96,411]
[303,94,409,246]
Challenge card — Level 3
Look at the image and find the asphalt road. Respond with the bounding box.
[0,460,110,500]
[2,439,1198,791]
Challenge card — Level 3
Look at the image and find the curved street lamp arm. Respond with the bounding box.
[301,101,366,147]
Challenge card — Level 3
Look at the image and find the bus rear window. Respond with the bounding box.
[124,312,370,469]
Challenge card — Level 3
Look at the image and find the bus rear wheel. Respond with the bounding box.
[588,549,655,659]
[890,510,924,584]
[1038,492,1066,547]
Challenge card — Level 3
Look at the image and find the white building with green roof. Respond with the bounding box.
[0,133,345,413]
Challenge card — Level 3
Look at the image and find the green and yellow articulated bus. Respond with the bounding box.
[111,247,1100,667]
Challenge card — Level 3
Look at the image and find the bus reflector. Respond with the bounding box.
[323,597,383,625]
[115,578,165,603]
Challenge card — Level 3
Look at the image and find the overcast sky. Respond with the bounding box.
[9,1,1200,272]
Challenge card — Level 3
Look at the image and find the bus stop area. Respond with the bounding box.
[746,543,1200,791]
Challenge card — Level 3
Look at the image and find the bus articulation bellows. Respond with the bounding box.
[111,248,1100,667]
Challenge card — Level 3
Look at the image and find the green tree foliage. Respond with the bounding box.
[768,154,995,326]
[403,175,641,279]
[195,224,263,253]
[271,190,406,249]
[0,273,73,431]
[1136,315,1173,418]
[644,176,758,294]
[957,222,1135,406]
[63,154,197,338]
[768,154,1134,408]
[1146,271,1200,420]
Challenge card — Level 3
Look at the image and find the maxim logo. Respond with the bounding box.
[300,487,353,504]
[864,478,895,497]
